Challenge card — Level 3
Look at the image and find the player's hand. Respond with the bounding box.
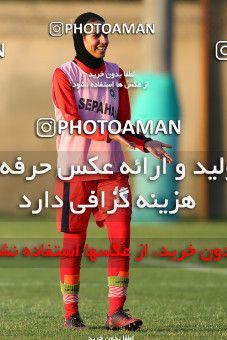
[109,132,136,149]
[144,140,173,164]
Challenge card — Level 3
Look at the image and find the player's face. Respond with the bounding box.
[83,21,109,59]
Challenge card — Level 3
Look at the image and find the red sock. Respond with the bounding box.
[106,218,130,317]
[108,296,126,316]
[65,302,79,319]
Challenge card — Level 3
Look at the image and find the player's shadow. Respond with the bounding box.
[88,325,147,332]
[88,325,227,334]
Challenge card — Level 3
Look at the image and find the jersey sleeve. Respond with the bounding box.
[118,68,151,153]
[52,68,110,142]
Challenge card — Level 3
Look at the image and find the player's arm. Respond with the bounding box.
[52,68,134,149]
[117,68,149,151]
[117,68,173,163]
[52,68,109,141]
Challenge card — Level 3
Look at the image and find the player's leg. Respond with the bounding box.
[60,230,87,325]
[105,212,142,330]
[106,214,131,316]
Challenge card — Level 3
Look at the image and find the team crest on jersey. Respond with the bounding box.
[109,88,115,98]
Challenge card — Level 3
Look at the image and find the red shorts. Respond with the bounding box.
[56,174,132,233]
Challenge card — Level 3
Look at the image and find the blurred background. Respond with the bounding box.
[0,0,226,220]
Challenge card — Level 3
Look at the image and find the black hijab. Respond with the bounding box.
[73,12,105,69]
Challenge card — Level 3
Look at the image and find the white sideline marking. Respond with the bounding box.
[186,267,227,275]
[140,257,227,274]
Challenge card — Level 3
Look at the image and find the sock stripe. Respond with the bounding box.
[60,282,80,294]
[63,293,79,304]
[108,276,129,287]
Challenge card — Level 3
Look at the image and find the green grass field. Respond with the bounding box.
[1,220,227,339]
